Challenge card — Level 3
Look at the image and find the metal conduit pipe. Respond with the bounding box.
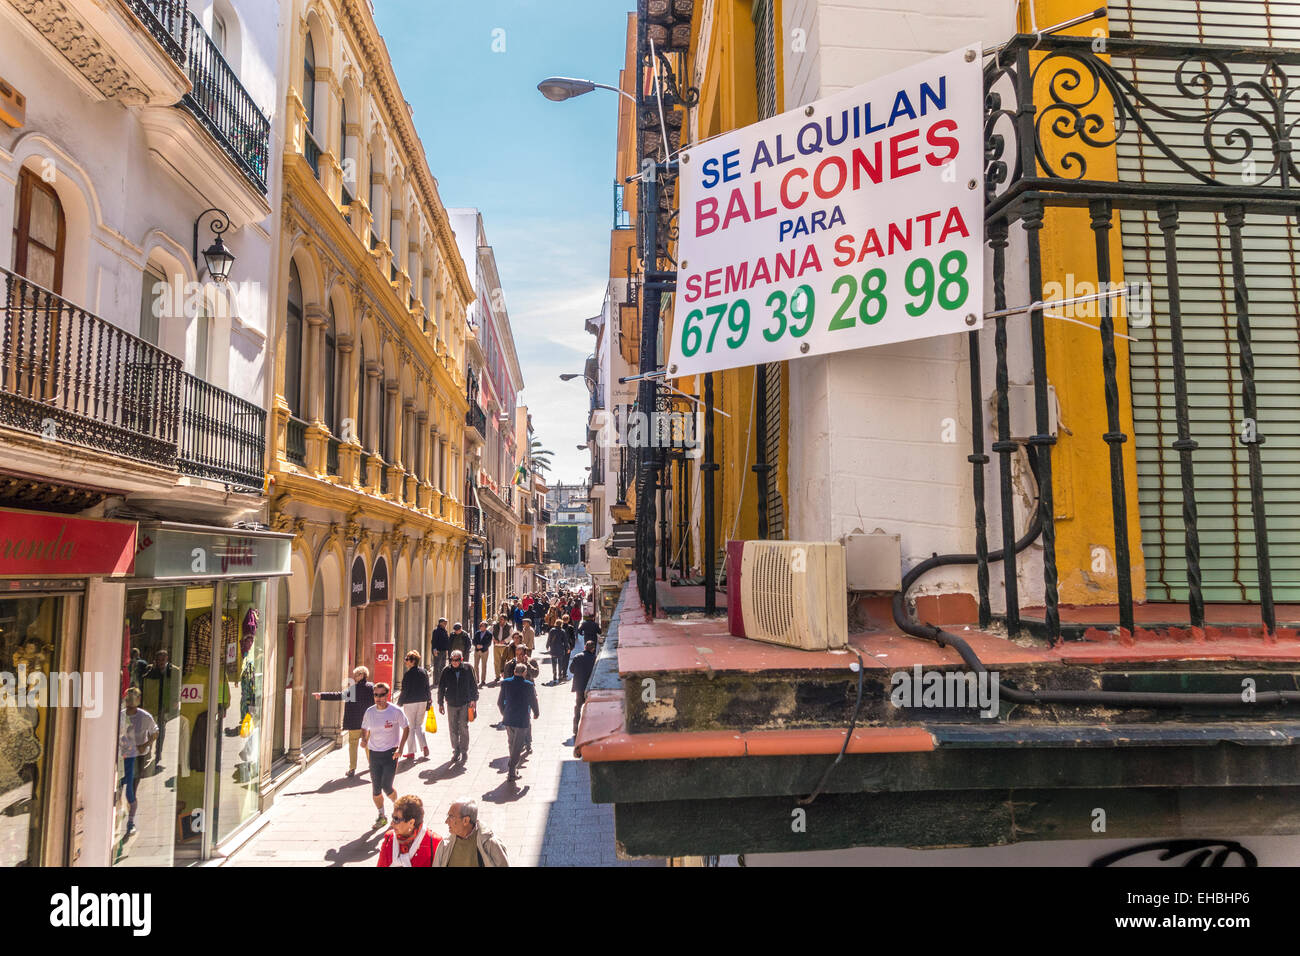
[891,451,1300,709]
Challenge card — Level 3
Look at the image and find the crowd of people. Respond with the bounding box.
[312,586,600,866]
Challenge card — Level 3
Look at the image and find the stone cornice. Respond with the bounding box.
[13,0,150,103]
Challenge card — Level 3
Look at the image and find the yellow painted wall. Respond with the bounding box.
[1022,0,1146,604]
[665,0,791,565]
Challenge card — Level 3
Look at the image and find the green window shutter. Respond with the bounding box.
[1113,0,1300,601]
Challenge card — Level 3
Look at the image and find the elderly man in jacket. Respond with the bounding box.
[432,798,509,867]
[437,650,479,765]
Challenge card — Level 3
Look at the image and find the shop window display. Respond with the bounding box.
[213,580,265,844]
[0,596,62,867]
[115,586,215,866]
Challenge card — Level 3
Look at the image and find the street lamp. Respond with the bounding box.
[194,207,236,283]
[537,76,635,103]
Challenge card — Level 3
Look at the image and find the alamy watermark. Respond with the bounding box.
[1,666,103,718]
[890,665,1000,718]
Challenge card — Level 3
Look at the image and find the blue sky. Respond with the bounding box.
[373,0,631,485]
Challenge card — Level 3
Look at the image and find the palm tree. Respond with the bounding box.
[530,438,554,475]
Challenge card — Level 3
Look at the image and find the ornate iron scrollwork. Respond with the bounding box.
[985,36,1300,202]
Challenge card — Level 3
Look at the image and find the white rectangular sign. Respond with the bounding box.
[668,46,984,378]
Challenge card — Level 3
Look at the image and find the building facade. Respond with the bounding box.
[1,0,289,865]
[449,207,523,621]
[579,0,1300,863]
[266,0,473,771]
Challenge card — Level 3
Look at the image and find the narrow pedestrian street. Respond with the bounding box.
[225,667,656,867]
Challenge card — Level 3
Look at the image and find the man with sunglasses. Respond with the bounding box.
[360,682,409,829]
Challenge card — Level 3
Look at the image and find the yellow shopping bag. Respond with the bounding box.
[425,708,437,734]
[239,713,252,737]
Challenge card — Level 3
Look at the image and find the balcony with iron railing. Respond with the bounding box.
[177,12,270,193]
[539,508,552,524]
[178,372,265,490]
[465,505,482,536]
[465,402,486,438]
[285,415,307,467]
[1,266,264,491]
[122,3,270,194]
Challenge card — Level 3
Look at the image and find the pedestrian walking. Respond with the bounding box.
[503,642,540,681]
[360,682,409,828]
[377,794,439,867]
[438,650,478,765]
[545,622,568,684]
[569,640,598,736]
[397,651,431,761]
[431,618,451,678]
[472,620,492,687]
[578,614,600,650]
[118,689,157,836]
[449,622,472,658]
[559,615,575,681]
[314,666,375,777]
[497,668,538,784]
[520,618,536,652]
[491,613,511,683]
[432,799,509,867]
[511,601,524,630]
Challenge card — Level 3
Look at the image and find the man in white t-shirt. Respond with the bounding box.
[360,682,409,828]
[118,689,158,836]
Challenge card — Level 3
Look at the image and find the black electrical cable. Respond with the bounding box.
[798,646,866,806]
[893,450,1300,709]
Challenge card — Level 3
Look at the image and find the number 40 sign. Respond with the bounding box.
[668,46,984,379]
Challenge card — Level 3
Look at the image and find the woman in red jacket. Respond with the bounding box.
[378,795,439,867]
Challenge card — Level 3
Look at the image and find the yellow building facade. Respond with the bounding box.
[265,0,474,763]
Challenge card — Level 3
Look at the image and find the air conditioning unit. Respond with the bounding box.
[726,540,848,650]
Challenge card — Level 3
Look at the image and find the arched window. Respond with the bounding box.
[13,168,66,294]
[285,262,303,419]
[303,35,317,132]
[324,303,337,433]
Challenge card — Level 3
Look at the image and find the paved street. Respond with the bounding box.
[225,668,656,867]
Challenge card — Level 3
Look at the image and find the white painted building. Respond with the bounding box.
[0,0,289,866]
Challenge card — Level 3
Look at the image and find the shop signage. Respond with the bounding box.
[370,555,389,603]
[468,542,484,565]
[350,555,367,607]
[374,642,395,689]
[668,46,984,378]
[0,507,136,577]
[133,525,292,581]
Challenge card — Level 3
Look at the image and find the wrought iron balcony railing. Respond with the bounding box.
[1,266,266,489]
[971,34,1300,642]
[465,402,486,438]
[177,372,265,491]
[127,0,188,64]
[179,12,270,193]
[285,415,307,467]
[326,435,340,476]
[1,268,181,466]
[466,505,482,536]
[539,508,551,524]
